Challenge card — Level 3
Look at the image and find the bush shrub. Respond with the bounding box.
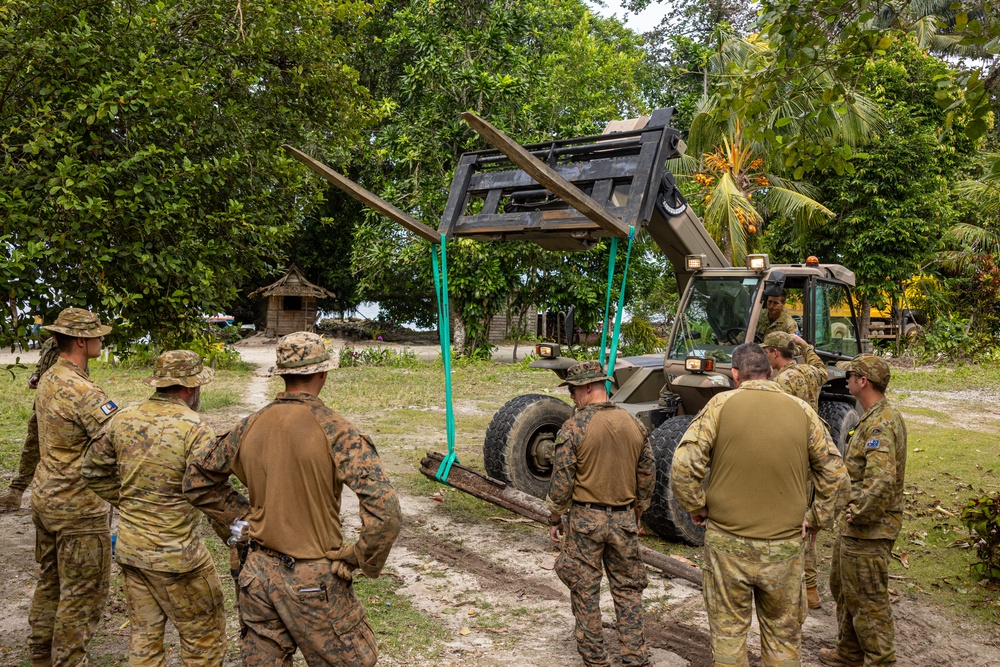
[339,345,418,368]
[115,332,245,371]
[961,492,1000,581]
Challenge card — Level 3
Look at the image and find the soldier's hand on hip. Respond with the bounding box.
[331,559,356,581]
[28,375,39,390]
[690,508,707,526]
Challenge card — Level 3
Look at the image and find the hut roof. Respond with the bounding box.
[249,265,336,299]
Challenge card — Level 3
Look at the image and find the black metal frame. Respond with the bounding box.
[438,108,682,250]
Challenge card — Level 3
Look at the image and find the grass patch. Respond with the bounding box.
[892,364,1000,392]
[356,570,447,660]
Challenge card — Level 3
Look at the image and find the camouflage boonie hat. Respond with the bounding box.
[42,307,112,338]
[836,353,890,385]
[762,331,795,351]
[273,331,337,375]
[558,360,612,387]
[143,350,215,388]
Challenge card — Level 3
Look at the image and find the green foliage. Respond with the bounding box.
[344,0,658,355]
[116,334,245,371]
[618,317,664,356]
[961,492,1000,581]
[338,345,418,368]
[0,0,376,347]
[764,35,981,314]
[910,315,1000,364]
[757,0,995,146]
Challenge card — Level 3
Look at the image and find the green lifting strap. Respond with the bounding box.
[603,227,636,393]
[598,236,619,369]
[432,234,458,483]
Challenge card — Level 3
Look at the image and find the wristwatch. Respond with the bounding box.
[549,514,562,526]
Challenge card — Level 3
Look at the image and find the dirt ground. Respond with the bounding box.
[1,342,999,666]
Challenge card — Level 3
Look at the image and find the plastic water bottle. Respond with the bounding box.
[111,534,117,558]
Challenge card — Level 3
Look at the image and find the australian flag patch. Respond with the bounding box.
[865,438,880,449]
[100,400,118,416]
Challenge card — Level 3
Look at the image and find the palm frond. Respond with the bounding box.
[956,180,1000,215]
[704,172,758,264]
[760,186,835,228]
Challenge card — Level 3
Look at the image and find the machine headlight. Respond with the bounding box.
[536,343,560,358]
[685,356,715,373]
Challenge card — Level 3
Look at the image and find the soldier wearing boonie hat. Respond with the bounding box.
[546,361,655,666]
[184,331,401,667]
[0,336,61,512]
[84,349,238,666]
[29,307,117,667]
[820,353,907,667]
[763,330,835,609]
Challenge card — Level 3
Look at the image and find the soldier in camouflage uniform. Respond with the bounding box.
[756,293,799,337]
[0,336,61,512]
[671,344,848,667]
[763,331,832,609]
[819,354,906,667]
[545,361,655,667]
[184,331,401,667]
[29,308,117,667]
[83,350,244,667]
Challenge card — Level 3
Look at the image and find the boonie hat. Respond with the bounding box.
[559,360,613,387]
[836,353,890,386]
[272,332,337,375]
[43,308,112,338]
[143,350,215,388]
[762,331,795,351]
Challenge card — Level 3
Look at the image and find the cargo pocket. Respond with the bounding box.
[843,544,888,603]
[331,600,378,667]
[165,567,224,625]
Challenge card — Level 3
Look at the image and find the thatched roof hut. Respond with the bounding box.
[249,266,335,338]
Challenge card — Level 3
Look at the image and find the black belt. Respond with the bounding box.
[248,539,296,570]
[577,501,634,512]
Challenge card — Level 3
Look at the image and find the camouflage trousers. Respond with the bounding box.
[554,506,650,667]
[829,536,895,666]
[702,526,806,667]
[238,549,377,667]
[120,561,227,667]
[10,406,40,492]
[29,510,111,667]
[803,534,817,589]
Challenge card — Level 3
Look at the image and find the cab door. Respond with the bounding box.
[806,278,861,359]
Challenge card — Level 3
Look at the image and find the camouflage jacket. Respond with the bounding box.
[184,392,401,577]
[671,380,848,534]
[83,393,218,573]
[841,397,907,541]
[756,310,798,336]
[774,343,827,412]
[32,358,117,520]
[31,337,60,383]
[545,401,655,516]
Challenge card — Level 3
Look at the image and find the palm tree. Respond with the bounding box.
[941,175,1000,273]
[672,30,883,264]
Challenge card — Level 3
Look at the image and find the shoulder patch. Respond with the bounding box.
[100,400,118,416]
[866,438,880,449]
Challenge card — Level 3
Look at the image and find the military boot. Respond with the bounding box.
[817,647,863,666]
[0,487,24,512]
[807,586,822,609]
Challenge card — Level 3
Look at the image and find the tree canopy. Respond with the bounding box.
[0,0,375,345]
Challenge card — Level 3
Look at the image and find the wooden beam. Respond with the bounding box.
[419,452,704,587]
[281,144,440,244]
[460,113,630,238]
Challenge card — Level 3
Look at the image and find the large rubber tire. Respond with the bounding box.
[644,415,705,546]
[483,394,574,499]
[818,400,860,457]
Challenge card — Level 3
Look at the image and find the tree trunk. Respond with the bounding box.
[451,313,466,353]
[859,295,871,352]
